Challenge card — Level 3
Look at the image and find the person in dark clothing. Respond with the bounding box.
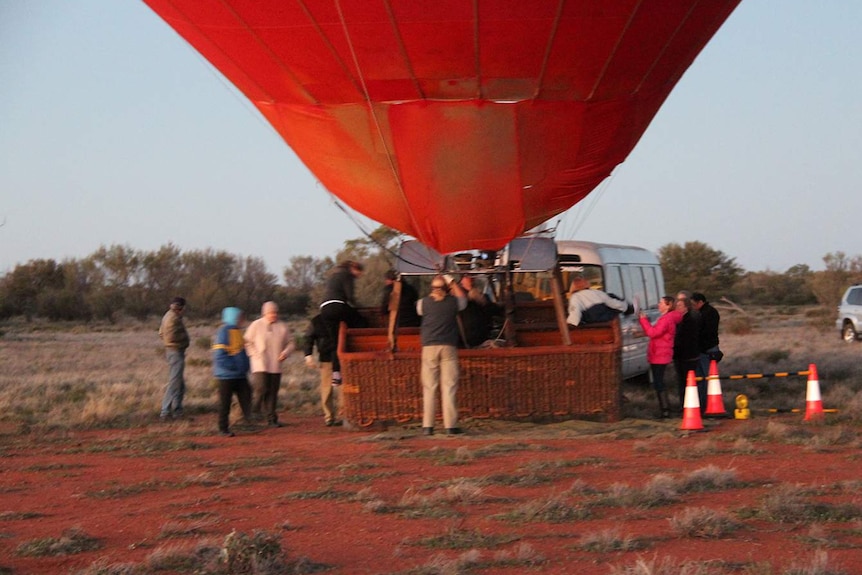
[303,314,341,427]
[692,292,721,379]
[319,260,368,385]
[457,275,503,348]
[673,295,703,413]
[379,269,421,328]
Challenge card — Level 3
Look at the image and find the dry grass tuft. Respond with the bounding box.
[729,437,764,454]
[669,506,743,538]
[579,527,647,552]
[157,518,217,539]
[784,550,848,575]
[599,474,679,509]
[16,527,101,557]
[608,554,717,575]
[494,492,591,523]
[407,527,519,550]
[746,484,862,524]
[678,465,740,492]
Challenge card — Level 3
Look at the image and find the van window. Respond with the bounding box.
[561,265,604,294]
[634,267,650,309]
[642,266,660,308]
[605,265,623,299]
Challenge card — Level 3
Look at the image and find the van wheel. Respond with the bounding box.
[842,323,858,343]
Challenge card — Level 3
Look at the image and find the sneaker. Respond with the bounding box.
[422,427,434,436]
[326,420,343,427]
[331,372,342,387]
[219,430,235,437]
[269,421,284,428]
[446,428,464,436]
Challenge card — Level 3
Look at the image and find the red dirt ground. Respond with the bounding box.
[1,414,861,574]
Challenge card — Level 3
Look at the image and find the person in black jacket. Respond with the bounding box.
[379,269,421,327]
[319,260,368,385]
[673,294,702,413]
[457,275,503,348]
[692,292,721,379]
[303,314,341,427]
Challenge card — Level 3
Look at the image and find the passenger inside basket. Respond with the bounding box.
[566,276,633,327]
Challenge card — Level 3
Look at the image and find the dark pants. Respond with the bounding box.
[320,302,368,373]
[650,364,668,393]
[217,378,251,432]
[252,372,281,423]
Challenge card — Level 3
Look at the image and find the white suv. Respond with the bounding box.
[837,285,862,342]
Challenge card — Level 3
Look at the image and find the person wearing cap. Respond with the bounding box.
[212,307,252,437]
[158,296,190,420]
[416,274,467,436]
[379,269,421,328]
[319,260,369,386]
[244,301,295,427]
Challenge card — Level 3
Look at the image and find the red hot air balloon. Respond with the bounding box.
[142,0,741,253]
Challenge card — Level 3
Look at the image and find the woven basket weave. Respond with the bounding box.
[338,319,622,428]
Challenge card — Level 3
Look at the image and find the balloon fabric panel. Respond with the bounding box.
[141,0,742,253]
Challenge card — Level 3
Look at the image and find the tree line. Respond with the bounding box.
[1,231,860,322]
[658,241,862,310]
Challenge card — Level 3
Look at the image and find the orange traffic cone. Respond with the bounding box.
[704,360,728,417]
[804,363,824,421]
[680,370,704,431]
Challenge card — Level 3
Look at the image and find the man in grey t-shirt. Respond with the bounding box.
[416,275,466,436]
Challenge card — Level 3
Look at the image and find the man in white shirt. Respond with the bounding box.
[566,276,630,327]
[244,301,295,427]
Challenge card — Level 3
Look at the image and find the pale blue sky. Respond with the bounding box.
[2,1,860,277]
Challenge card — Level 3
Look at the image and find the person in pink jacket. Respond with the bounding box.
[244,301,295,427]
[638,296,680,419]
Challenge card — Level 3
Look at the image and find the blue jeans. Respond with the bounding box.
[161,349,186,416]
[696,347,721,379]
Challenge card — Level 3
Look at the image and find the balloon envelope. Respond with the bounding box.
[142,0,741,253]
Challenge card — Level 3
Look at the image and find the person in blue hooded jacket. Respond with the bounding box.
[212,307,252,437]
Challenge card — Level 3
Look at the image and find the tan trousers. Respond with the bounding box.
[421,345,459,429]
[319,361,340,423]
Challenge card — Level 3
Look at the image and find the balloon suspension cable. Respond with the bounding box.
[560,169,617,239]
[334,0,422,239]
[328,194,439,273]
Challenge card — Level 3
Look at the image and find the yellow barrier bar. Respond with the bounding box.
[696,369,811,382]
[765,408,839,413]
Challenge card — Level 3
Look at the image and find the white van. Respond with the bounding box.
[511,240,666,380]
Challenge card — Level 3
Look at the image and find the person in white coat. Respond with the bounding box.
[566,276,631,327]
[244,301,295,427]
